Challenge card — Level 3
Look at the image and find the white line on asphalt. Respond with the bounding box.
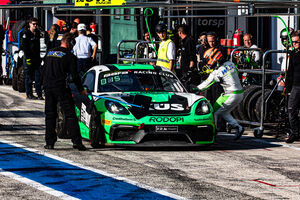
[0,170,79,200]
[0,139,187,200]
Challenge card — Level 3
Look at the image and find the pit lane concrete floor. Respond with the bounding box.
[0,85,300,200]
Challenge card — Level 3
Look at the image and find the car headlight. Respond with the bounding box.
[195,100,211,115]
[105,101,129,115]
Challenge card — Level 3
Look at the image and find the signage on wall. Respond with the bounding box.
[75,0,126,7]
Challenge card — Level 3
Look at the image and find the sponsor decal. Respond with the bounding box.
[102,119,111,125]
[149,117,184,123]
[75,0,126,6]
[197,18,225,28]
[80,103,91,126]
[150,103,184,111]
[112,117,134,121]
[194,118,211,121]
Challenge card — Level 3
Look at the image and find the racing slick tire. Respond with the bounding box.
[11,20,27,42]
[89,108,102,148]
[56,103,70,139]
[254,89,283,123]
[247,89,264,122]
[238,85,261,121]
[12,65,18,91]
[17,65,25,93]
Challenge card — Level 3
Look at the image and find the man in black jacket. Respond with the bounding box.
[177,25,196,81]
[22,17,43,100]
[43,33,87,151]
[285,31,300,143]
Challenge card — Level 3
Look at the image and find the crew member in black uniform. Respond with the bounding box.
[43,33,87,151]
[177,25,197,87]
[22,17,43,100]
[285,30,300,143]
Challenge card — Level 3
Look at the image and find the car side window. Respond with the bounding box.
[82,70,95,92]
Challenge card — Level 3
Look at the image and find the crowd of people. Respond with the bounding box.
[2,16,298,148]
[20,17,98,100]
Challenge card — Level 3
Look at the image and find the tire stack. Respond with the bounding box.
[11,20,27,93]
[231,85,284,124]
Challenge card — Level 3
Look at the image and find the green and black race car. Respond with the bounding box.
[57,64,215,147]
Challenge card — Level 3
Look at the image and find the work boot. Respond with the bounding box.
[233,125,244,140]
[73,143,87,151]
[285,134,298,143]
[38,96,44,100]
[44,144,54,149]
[27,94,38,100]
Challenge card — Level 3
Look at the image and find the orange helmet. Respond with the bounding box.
[203,47,223,68]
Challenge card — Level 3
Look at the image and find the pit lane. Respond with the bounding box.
[1,85,300,200]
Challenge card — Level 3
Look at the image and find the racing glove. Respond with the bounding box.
[26,59,32,66]
[189,84,199,93]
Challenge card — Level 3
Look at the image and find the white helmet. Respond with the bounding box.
[77,23,86,31]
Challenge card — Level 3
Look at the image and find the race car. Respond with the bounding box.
[57,64,215,147]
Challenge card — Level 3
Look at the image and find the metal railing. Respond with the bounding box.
[117,40,159,64]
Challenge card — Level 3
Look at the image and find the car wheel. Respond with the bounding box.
[56,103,70,139]
[89,108,102,148]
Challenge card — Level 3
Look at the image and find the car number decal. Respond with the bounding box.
[80,103,91,126]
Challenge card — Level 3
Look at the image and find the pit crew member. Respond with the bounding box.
[155,24,176,71]
[193,48,244,140]
[43,33,87,151]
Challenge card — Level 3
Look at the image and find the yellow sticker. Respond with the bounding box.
[102,119,111,125]
[75,0,126,7]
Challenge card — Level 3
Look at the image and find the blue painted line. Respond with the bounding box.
[0,142,175,200]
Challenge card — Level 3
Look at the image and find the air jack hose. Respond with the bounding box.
[144,8,158,57]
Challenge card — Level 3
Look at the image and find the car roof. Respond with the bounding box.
[88,64,171,73]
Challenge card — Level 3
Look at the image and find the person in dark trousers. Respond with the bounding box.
[43,33,87,151]
[177,25,197,81]
[285,30,300,143]
[0,24,5,81]
[22,17,43,100]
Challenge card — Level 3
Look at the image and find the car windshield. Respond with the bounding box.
[98,69,185,93]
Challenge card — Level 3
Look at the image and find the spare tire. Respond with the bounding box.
[11,20,27,42]
[238,85,261,121]
[255,90,284,123]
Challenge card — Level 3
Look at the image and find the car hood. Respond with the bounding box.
[94,92,206,116]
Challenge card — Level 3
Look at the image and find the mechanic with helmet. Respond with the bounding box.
[73,23,97,74]
[193,47,244,140]
[43,33,87,151]
[155,23,176,71]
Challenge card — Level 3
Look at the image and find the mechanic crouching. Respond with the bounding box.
[192,48,244,140]
[43,33,87,151]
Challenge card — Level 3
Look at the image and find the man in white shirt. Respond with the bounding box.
[243,33,260,62]
[73,23,97,74]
